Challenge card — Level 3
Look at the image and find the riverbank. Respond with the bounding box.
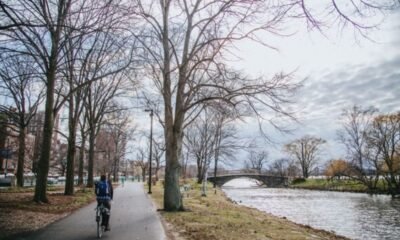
[223,179,400,240]
[289,178,390,194]
[150,181,348,240]
[0,186,95,240]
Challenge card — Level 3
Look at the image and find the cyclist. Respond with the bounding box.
[95,175,113,231]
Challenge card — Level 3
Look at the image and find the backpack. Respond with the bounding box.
[96,181,109,198]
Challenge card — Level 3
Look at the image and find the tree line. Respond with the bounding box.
[241,106,399,196]
[169,104,399,197]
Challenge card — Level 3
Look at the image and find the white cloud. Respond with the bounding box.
[224,8,400,168]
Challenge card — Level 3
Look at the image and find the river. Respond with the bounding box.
[222,178,400,240]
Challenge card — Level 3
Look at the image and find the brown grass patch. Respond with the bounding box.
[150,181,349,240]
[0,186,95,240]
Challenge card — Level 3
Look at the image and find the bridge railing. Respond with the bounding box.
[208,169,263,176]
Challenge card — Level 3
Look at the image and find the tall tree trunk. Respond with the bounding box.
[65,109,77,195]
[16,127,26,187]
[196,158,203,184]
[213,126,222,188]
[142,167,146,183]
[164,126,183,211]
[213,150,219,188]
[34,65,56,203]
[32,129,41,174]
[161,0,184,211]
[0,124,5,173]
[87,128,95,187]
[303,167,309,179]
[33,0,69,202]
[181,151,188,179]
[155,163,160,182]
[113,156,118,182]
[78,134,86,185]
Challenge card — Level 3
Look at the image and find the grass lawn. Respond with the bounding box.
[150,180,348,240]
[0,185,96,239]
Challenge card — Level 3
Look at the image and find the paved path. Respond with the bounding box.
[17,182,166,240]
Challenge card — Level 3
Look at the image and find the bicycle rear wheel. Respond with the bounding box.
[97,211,103,238]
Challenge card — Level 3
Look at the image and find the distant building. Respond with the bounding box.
[0,110,61,175]
[0,129,18,175]
[27,111,61,175]
[0,108,20,175]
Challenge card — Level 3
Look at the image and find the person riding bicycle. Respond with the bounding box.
[95,175,113,231]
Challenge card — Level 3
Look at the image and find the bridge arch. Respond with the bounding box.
[207,174,288,188]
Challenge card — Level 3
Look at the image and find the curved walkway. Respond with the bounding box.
[14,182,166,240]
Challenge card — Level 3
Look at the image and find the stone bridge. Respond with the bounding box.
[207,170,288,187]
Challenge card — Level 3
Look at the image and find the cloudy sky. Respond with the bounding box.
[230,8,400,165]
[125,6,400,169]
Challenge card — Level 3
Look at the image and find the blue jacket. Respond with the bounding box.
[95,180,113,201]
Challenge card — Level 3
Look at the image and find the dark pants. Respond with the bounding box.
[97,200,111,227]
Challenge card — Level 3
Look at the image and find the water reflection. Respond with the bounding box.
[222,178,400,240]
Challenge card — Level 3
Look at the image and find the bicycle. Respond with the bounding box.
[95,203,109,238]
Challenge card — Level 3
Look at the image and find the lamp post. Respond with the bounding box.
[144,109,153,194]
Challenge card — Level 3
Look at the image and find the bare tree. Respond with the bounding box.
[77,111,88,185]
[152,135,165,182]
[94,129,114,176]
[0,54,44,187]
[83,75,132,187]
[135,0,299,211]
[284,136,326,178]
[181,110,239,184]
[184,112,216,184]
[0,0,138,202]
[62,37,86,194]
[180,145,190,179]
[0,0,77,203]
[104,108,134,182]
[338,105,380,191]
[212,110,240,188]
[184,108,239,185]
[49,144,68,176]
[75,14,140,187]
[132,0,398,211]
[244,150,269,174]
[367,113,400,195]
[269,158,293,178]
[59,1,138,195]
[77,13,139,187]
[135,148,148,182]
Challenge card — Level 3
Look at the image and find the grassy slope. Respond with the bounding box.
[151,181,348,240]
